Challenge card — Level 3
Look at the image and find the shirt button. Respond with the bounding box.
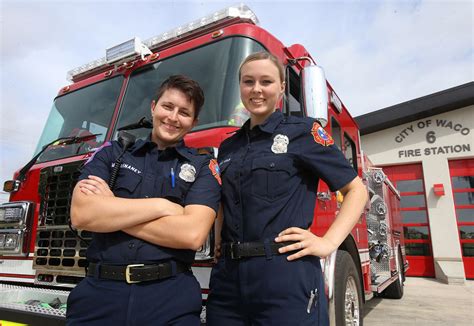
[234,199,240,205]
[270,163,275,168]
[128,242,135,249]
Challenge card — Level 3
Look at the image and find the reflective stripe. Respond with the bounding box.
[359,250,370,264]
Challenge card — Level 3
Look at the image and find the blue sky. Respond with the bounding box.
[1,0,473,202]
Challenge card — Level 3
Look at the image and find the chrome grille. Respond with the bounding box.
[38,162,83,226]
[35,161,90,286]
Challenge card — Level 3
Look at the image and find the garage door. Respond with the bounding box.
[449,159,474,279]
[383,164,435,277]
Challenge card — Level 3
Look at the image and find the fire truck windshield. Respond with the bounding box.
[33,37,264,163]
[115,37,265,140]
[34,76,124,163]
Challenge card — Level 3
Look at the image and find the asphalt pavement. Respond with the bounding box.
[364,277,474,325]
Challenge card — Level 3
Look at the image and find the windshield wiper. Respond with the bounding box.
[118,117,153,131]
[17,133,101,182]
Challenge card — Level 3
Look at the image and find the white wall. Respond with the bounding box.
[361,105,474,283]
[362,105,473,165]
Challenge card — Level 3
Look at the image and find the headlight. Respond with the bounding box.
[0,231,23,253]
[0,202,34,255]
[0,202,33,225]
[4,234,19,248]
[0,206,23,222]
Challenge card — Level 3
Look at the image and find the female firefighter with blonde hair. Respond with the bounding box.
[206,52,367,325]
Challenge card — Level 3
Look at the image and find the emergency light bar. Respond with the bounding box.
[66,4,258,82]
[144,4,258,49]
[106,37,152,64]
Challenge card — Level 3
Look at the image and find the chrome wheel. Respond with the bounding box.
[344,275,360,326]
[335,251,363,326]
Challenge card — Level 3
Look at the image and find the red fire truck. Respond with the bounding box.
[0,4,407,325]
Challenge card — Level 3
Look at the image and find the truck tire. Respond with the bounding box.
[382,249,404,299]
[335,250,363,326]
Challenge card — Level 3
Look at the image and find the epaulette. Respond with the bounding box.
[281,115,310,125]
[196,147,215,156]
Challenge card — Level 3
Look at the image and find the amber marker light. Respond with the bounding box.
[211,30,224,38]
[3,180,20,193]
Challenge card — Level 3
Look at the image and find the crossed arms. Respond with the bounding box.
[70,175,216,251]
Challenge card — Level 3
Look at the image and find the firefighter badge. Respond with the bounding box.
[311,123,334,146]
[179,163,196,182]
[271,134,289,154]
[209,159,222,185]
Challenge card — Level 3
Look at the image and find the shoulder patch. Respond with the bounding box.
[209,159,222,185]
[84,141,112,165]
[311,123,334,146]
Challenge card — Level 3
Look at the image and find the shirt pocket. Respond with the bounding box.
[251,155,297,202]
[113,171,142,197]
[161,177,192,205]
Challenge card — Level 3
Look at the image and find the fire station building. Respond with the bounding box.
[356,82,473,284]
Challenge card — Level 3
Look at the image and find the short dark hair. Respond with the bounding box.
[154,75,205,118]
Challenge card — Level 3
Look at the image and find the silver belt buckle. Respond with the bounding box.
[125,264,144,284]
[230,242,241,259]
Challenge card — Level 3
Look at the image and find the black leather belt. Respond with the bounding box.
[222,241,296,260]
[87,261,191,284]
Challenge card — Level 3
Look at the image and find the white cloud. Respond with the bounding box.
[316,0,473,115]
[1,0,473,190]
[0,0,234,185]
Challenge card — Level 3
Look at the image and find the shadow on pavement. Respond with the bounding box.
[363,296,383,319]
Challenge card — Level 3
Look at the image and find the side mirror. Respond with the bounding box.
[301,65,329,127]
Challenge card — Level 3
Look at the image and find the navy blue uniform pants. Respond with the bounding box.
[206,255,329,326]
[66,271,202,325]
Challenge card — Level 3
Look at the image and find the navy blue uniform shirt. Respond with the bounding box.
[217,110,357,243]
[79,137,221,265]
